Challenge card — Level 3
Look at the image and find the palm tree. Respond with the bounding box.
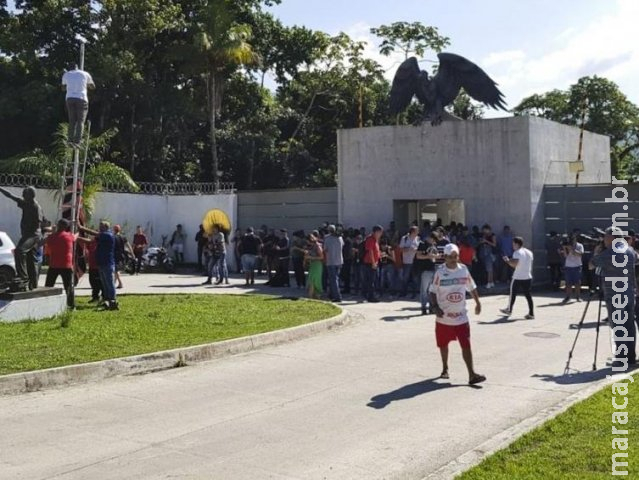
[193,0,258,189]
[0,123,138,219]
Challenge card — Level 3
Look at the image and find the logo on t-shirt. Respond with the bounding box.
[446,292,464,303]
[439,278,468,287]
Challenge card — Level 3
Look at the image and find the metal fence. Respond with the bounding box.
[0,173,235,195]
[544,184,639,234]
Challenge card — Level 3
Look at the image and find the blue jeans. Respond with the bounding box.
[216,252,228,281]
[327,265,342,301]
[420,270,435,308]
[362,264,377,300]
[352,263,362,292]
[99,265,116,302]
[401,264,415,296]
[380,264,396,295]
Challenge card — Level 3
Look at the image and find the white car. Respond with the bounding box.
[0,231,16,290]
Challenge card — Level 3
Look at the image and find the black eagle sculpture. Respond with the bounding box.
[390,53,507,125]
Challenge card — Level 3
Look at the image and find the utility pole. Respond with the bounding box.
[573,97,588,186]
[70,39,86,236]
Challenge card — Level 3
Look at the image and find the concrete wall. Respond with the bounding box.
[0,188,237,265]
[338,116,611,277]
[237,188,337,234]
[528,119,611,275]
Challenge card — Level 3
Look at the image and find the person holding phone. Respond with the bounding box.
[500,237,534,319]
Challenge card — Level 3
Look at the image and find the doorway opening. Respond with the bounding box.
[393,199,465,230]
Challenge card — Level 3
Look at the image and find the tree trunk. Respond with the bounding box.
[207,72,219,188]
[129,104,136,175]
[247,138,256,189]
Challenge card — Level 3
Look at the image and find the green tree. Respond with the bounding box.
[275,33,391,188]
[449,91,485,120]
[514,76,639,178]
[248,12,328,87]
[370,21,450,59]
[190,0,258,186]
[0,123,137,218]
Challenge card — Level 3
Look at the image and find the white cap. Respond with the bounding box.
[443,243,459,256]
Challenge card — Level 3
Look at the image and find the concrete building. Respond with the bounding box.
[337,116,611,277]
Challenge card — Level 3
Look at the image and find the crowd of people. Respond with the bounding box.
[216,221,518,310]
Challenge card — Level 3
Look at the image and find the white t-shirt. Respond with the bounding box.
[400,234,420,264]
[565,242,584,268]
[62,69,94,101]
[512,247,533,280]
[429,263,477,326]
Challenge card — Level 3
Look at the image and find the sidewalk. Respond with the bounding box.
[0,274,613,479]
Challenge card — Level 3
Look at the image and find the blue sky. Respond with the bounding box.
[268,0,639,113]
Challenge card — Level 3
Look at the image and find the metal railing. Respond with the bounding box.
[0,173,235,195]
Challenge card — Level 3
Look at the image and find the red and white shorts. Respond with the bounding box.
[435,322,471,349]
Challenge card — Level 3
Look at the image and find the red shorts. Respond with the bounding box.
[435,322,471,349]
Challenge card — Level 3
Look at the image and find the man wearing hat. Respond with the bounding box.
[590,226,637,371]
[429,243,486,385]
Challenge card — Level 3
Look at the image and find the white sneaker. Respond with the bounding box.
[486,283,493,289]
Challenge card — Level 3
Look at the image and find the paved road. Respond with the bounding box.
[1,274,613,479]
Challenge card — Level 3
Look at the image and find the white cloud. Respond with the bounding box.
[483,50,526,67]
[342,22,406,76]
[482,0,639,111]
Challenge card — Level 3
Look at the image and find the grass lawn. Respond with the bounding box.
[458,374,638,479]
[0,294,340,376]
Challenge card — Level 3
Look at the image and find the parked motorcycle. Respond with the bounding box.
[140,245,175,273]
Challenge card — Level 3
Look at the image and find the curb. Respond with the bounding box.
[0,310,350,396]
[423,374,619,479]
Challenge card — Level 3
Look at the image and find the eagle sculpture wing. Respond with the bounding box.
[389,57,422,115]
[436,53,507,111]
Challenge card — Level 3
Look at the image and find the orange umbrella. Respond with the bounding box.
[203,209,231,235]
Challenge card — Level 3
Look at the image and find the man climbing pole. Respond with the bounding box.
[61,63,94,148]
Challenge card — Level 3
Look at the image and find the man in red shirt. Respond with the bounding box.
[44,219,77,308]
[362,225,383,303]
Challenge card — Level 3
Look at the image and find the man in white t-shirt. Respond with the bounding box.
[561,235,584,303]
[500,236,534,319]
[61,65,95,147]
[429,243,486,385]
[399,226,420,297]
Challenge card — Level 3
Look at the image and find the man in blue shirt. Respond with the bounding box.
[590,227,636,372]
[82,221,117,310]
[97,221,117,310]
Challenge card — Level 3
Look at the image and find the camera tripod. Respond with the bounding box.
[564,286,604,374]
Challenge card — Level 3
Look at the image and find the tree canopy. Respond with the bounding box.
[514,76,639,178]
[0,0,406,189]
[2,3,637,188]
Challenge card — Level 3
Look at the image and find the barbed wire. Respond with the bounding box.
[0,173,235,195]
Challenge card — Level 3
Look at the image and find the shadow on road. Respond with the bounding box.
[478,317,519,325]
[381,313,422,322]
[532,368,612,385]
[367,378,468,409]
[568,321,606,330]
